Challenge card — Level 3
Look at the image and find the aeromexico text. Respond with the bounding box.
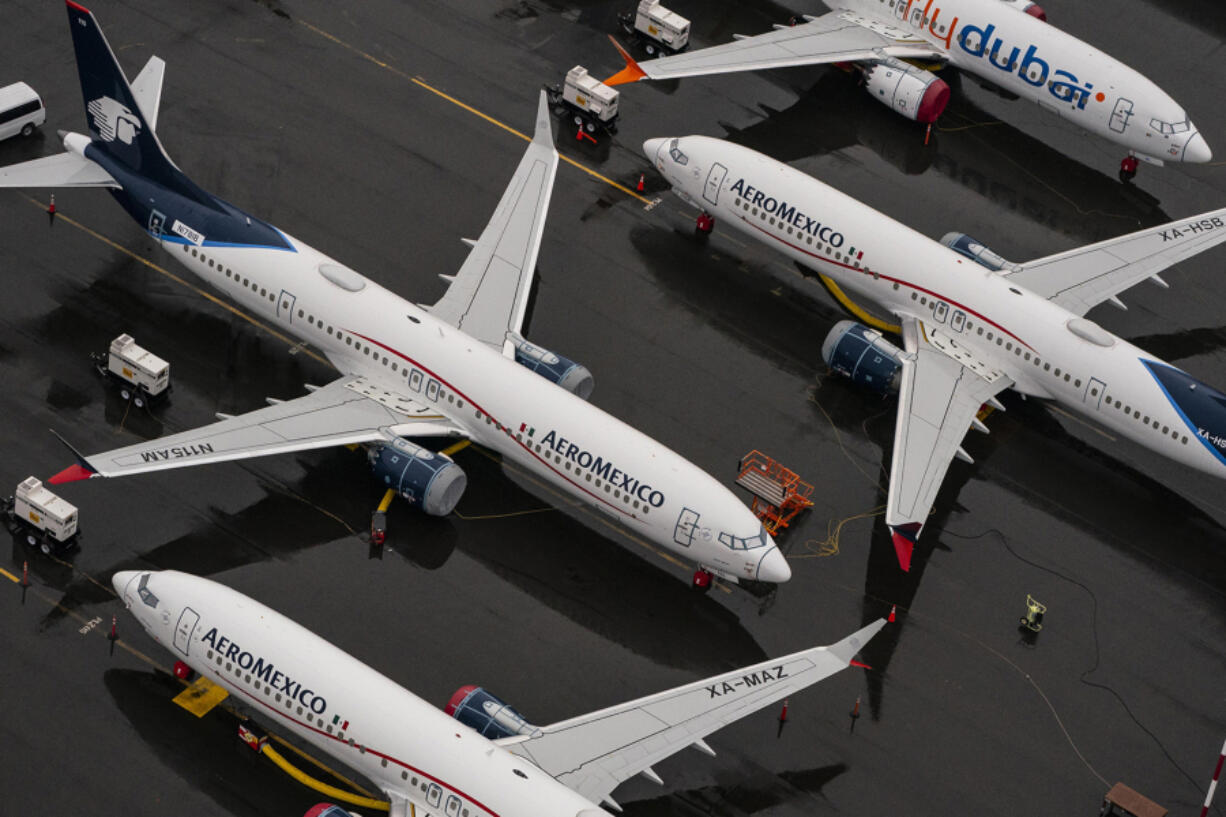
[729,179,846,247]
[201,627,327,714]
[538,430,666,507]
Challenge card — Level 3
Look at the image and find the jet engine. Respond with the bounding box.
[370,438,466,516]
[939,232,1020,272]
[862,58,950,124]
[821,320,905,394]
[508,333,594,400]
[445,685,541,740]
[303,806,358,817]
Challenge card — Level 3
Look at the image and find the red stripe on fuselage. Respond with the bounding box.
[739,215,1034,351]
[348,330,639,521]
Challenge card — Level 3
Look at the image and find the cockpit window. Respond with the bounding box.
[1149,118,1190,135]
[137,573,159,609]
[668,138,689,166]
[718,525,769,550]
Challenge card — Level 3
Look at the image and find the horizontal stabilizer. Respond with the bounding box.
[0,152,118,188]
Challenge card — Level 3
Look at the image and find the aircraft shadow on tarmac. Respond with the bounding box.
[621,763,850,817]
[103,668,348,816]
[720,70,1170,245]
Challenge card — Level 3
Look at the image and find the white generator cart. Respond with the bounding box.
[546,66,620,136]
[4,477,80,556]
[93,333,170,407]
[619,0,690,55]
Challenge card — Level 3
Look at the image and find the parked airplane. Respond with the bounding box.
[113,569,884,817]
[609,0,1211,179]
[645,135,1226,570]
[0,2,790,588]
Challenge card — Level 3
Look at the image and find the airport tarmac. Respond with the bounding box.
[0,0,1224,815]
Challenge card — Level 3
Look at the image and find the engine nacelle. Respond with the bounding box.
[939,232,1020,272]
[370,438,466,516]
[303,806,358,817]
[996,0,1047,20]
[445,685,541,740]
[821,320,904,394]
[862,58,950,123]
[508,333,594,400]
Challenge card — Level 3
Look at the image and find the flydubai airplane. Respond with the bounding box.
[114,569,884,817]
[608,0,1211,178]
[0,3,790,588]
[646,134,1226,570]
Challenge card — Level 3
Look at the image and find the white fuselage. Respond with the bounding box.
[113,570,608,817]
[152,215,788,583]
[841,0,1209,163]
[649,136,1226,477]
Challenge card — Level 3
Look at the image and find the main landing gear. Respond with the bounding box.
[692,568,713,592]
[1119,155,1139,183]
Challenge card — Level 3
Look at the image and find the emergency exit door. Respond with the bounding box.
[703,163,727,206]
[174,607,199,656]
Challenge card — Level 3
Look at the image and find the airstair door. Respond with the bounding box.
[277,290,296,323]
[703,163,727,206]
[174,607,199,656]
[1110,98,1134,133]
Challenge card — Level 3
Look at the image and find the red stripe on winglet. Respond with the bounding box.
[849,659,873,670]
[65,0,91,13]
[890,525,921,572]
[49,463,97,484]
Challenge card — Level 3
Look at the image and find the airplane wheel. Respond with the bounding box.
[573,114,583,126]
[20,123,34,137]
[585,122,596,133]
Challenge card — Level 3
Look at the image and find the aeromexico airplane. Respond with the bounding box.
[0,2,790,587]
[115,570,884,817]
[609,0,1211,176]
[646,135,1226,570]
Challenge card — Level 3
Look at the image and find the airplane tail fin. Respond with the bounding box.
[64,1,191,193]
[603,36,648,86]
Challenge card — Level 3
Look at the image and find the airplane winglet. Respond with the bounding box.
[889,523,922,572]
[47,429,100,484]
[603,35,648,86]
[532,89,552,146]
[826,618,887,664]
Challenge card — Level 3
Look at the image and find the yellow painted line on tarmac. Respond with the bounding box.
[22,196,333,369]
[0,567,18,583]
[295,20,653,206]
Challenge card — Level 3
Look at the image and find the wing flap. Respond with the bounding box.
[50,375,464,482]
[504,620,885,803]
[614,10,942,83]
[429,91,558,352]
[0,151,118,188]
[1005,208,1226,315]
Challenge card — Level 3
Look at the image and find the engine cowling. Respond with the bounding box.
[509,333,594,400]
[303,806,357,817]
[939,232,1020,272]
[862,58,949,123]
[997,0,1047,20]
[445,685,541,740]
[821,320,905,394]
[370,438,466,516]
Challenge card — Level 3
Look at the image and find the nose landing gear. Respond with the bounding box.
[692,568,713,592]
[1119,155,1139,183]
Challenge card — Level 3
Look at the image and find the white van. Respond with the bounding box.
[0,82,46,140]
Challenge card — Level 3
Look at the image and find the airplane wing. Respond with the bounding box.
[48,375,465,483]
[1004,207,1226,316]
[501,619,885,807]
[885,317,1012,570]
[0,151,118,188]
[606,10,942,84]
[426,91,559,356]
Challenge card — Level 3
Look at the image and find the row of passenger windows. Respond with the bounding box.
[1101,395,1189,444]
[733,197,862,269]
[478,415,651,514]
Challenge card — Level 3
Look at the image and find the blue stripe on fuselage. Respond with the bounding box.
[85,142,294,253]
[1141,359,1226,466]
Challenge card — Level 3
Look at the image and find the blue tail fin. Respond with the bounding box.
[65,1,195,194]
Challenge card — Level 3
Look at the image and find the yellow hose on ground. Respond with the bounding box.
[260,742,391,811]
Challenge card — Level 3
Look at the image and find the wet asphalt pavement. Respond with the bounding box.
[1,0,1225,815]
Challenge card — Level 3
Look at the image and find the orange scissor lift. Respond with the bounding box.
[736,450,814,534]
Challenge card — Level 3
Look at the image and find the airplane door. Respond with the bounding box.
[173,607,199,656]
[1085,377,1107,409]
[1109,98,1134,133]
[703,163,727,206]
[673,508,699,547]
[426,785,442,809]
[277,290,296,323]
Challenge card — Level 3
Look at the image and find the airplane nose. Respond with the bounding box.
[1183,129,1213,163]
[756,544,792,583]
[643,137,667,164]
[112,569,139,598]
